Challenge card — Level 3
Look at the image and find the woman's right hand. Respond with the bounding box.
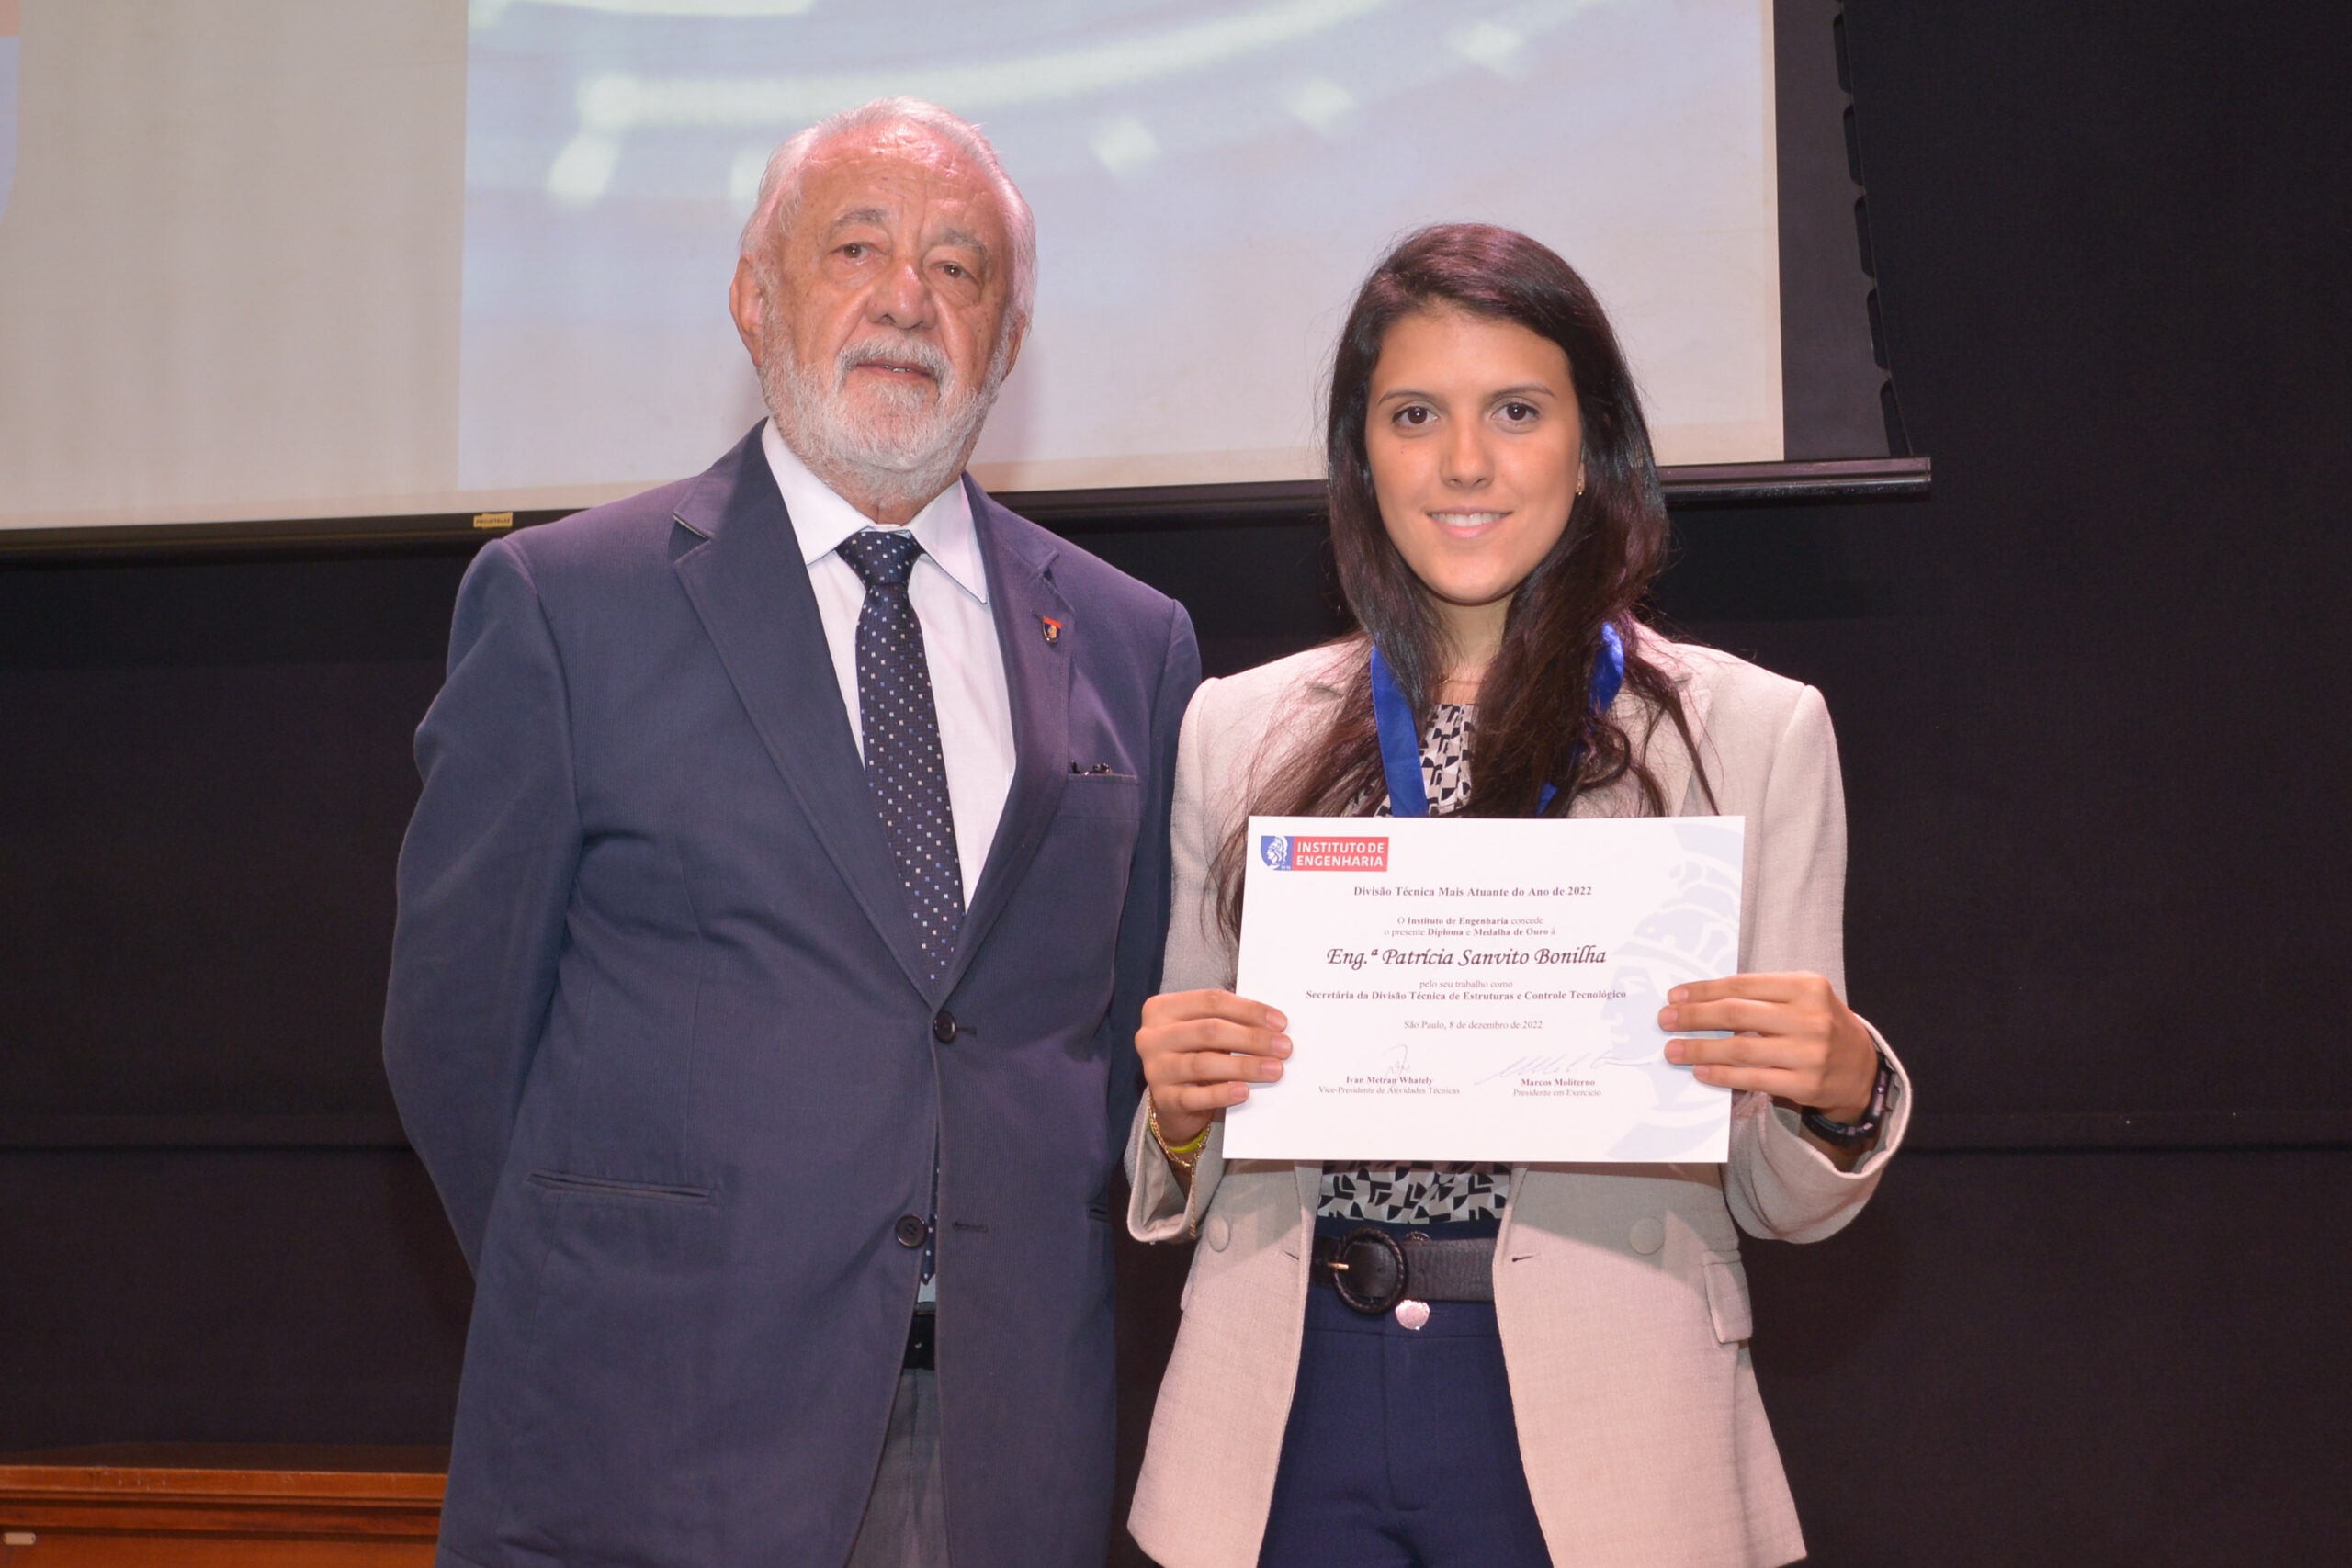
[1137,990,1293,1150]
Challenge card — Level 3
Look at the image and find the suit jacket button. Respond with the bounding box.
[895,1213,930,1248]
[933,1010,959,1043]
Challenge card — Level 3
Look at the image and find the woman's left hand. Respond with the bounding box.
[1659,972,1878,1122]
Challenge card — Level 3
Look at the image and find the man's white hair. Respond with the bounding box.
[738,97,1036,327]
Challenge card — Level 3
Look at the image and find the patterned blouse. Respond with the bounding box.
[1317,701,1510,1224]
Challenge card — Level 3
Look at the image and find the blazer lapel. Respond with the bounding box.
[941,480,1071,994]
[669,429,933,996]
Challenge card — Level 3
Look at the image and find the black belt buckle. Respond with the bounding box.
[1327,1226,1409,1315]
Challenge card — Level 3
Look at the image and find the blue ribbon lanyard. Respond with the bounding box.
[1368,624,1623,818]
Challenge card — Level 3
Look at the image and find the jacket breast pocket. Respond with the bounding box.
[1057,772,1143,818]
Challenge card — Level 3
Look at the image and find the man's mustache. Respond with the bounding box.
[837,335,953,390]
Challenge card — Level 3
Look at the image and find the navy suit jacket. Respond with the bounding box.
[384,427,1200,1568]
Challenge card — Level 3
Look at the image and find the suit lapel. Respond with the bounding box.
[941,480,1071,994]
[669,429,933,996]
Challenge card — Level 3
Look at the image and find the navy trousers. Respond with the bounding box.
[1256,1222,1554,1567]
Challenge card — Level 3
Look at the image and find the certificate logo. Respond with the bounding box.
[1261,834,1388,872]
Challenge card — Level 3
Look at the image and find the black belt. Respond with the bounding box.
[1311,1227,1496,1315]
[903,1311,936,1371]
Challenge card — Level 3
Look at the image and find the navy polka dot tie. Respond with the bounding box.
[837,529,966,981]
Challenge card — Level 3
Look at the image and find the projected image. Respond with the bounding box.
[460,0,1781,499]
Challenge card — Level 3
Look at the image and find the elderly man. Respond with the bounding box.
[386,98,1198,1568]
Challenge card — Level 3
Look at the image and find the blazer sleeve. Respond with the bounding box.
[1102,604,1203,1134]
[382,538,584,1271]
[1722,682,1913,1243]
[1126,675,1238,1242]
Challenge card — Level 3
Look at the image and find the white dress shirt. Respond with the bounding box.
[761,419,1015,909]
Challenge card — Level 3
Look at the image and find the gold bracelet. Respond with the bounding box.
[1148,1100,1210,1163]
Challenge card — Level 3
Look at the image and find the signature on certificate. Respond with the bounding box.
[1471,1049,1610,1087]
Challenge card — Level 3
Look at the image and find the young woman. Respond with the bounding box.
[1124,225,1910,1568]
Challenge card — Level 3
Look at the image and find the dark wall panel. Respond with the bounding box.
[0,1149,470,1453]
[0,557,462,1121]
[1748,1150,2352,1566]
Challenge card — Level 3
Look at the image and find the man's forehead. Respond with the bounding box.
[798,125,1002,231]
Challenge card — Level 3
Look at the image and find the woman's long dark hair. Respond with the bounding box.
[1216,223,1711,938]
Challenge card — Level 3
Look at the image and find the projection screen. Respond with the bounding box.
[0,0,1821,536]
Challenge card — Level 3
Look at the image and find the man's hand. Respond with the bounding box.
[1659,972,1879,1122]
[1136,989,1292,1151]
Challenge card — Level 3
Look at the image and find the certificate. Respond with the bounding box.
[1223,814,1746,1163]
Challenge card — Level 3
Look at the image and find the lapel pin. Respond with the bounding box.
[1040,615,1063,646]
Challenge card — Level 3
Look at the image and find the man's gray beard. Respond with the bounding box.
[763,322,1009,517]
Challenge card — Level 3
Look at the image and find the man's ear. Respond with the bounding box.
[729,256,766,360]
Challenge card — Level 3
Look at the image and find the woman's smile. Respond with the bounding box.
[1424,507,1510,535]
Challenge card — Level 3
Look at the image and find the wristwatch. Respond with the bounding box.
[1800,1053,1894,1146]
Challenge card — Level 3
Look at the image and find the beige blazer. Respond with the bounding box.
[1125,635,1912,1568]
